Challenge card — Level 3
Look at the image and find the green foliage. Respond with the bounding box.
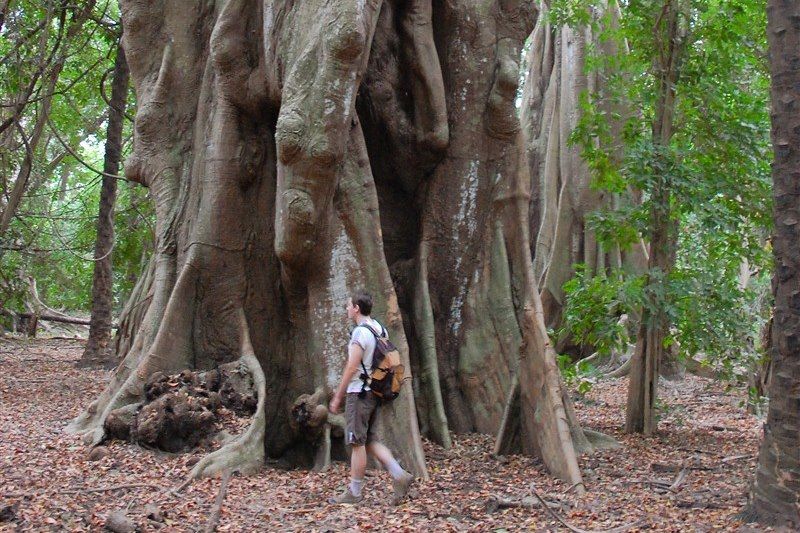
[561,0,772,377]
[547,0,604,28]
[556,353,598,395]
[560,265,644,356]
[672,215,770,366]
[0,1,154,317]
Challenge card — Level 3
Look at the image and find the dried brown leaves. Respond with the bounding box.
[0,338,766,531]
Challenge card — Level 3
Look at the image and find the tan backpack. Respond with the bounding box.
[358,324,404,402]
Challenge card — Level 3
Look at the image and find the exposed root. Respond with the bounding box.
[289,388,346,472]
[494,374,520,456]
[413,236,452,448]
[605,352,633,379]
[60,483,159,495]
[528,482,642,533]
[684,357,719,379]
[484,493,562,513]
[190,310,266,478]
[582,429,621,451]
[68,369,147,446]
[67,252,198,445]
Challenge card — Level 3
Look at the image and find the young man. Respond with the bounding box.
[327,290,414,505]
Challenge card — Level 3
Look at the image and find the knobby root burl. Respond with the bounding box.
[190,310,267,479]
[289,388,346,472]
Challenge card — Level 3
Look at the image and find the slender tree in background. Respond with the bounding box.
[746,0,800,526]
[625,0,687,434]
[79,38,130,367]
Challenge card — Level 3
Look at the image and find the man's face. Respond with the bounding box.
[346,298,358,321]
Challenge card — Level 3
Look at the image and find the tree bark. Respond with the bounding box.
[69,0,590,486]
[625,0,684,435]
[523,0,648,332]
[745,0,800,526]
[79,40,130,368]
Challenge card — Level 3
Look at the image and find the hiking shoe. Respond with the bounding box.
[391,471,414,505]
[328,487,364,505]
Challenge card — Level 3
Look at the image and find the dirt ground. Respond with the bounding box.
[0,337,771,531]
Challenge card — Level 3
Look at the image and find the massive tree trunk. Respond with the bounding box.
[746,0,800,526]
[80,41,130,368]
[68,0,588,486]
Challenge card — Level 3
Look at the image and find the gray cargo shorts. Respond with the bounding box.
[345,392,379,446]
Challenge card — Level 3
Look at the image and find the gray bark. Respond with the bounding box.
[69,0,590,486]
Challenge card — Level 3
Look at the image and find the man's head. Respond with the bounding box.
[348,290,373,321]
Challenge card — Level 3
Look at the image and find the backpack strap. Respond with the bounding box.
[354,322,380,395]
[357,322,386,340]
[359,358,370,396]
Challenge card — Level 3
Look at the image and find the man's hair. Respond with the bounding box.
[351,290,373,316]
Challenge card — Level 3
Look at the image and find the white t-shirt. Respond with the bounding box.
[346,318,386,393]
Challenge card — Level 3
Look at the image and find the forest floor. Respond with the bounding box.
[0,337,774,532]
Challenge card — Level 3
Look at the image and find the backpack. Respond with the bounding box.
[357,323,404,402]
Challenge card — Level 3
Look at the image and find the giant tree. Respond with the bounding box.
[746,0,800,526]
[68,0,599,489]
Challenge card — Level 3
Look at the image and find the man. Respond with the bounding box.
[328,290,414,505]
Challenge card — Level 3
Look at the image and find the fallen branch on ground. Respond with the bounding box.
[675,500,728,510]
[624,469,688,494]
[528,482,642,533]
[676,447,717,456]
[204,470,231,533]
[651,462,713,472]
[720,454,751,464]
[668,469,688,492]
[485,494,561,513]
[61,483,160,495]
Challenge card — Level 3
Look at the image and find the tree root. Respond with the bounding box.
[605,354,633,379]
[67,250,198,445]
[582,429,621,451]
[485,494,562,513]
[289,388,346,472]
[61,483,160,495]
[189,310,266,479]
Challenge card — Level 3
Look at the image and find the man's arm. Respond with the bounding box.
[329,342,364,414]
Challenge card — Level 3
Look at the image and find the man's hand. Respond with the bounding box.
[330,342,365,415]
[329,393,343,415]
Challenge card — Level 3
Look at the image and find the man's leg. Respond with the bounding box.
[330,394,371,504]
[366,442,407,479]
[349,444,367,496]
[366,441,414,504]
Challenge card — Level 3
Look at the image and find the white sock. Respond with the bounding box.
[349,477,364,497]
[386,459,406,480]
